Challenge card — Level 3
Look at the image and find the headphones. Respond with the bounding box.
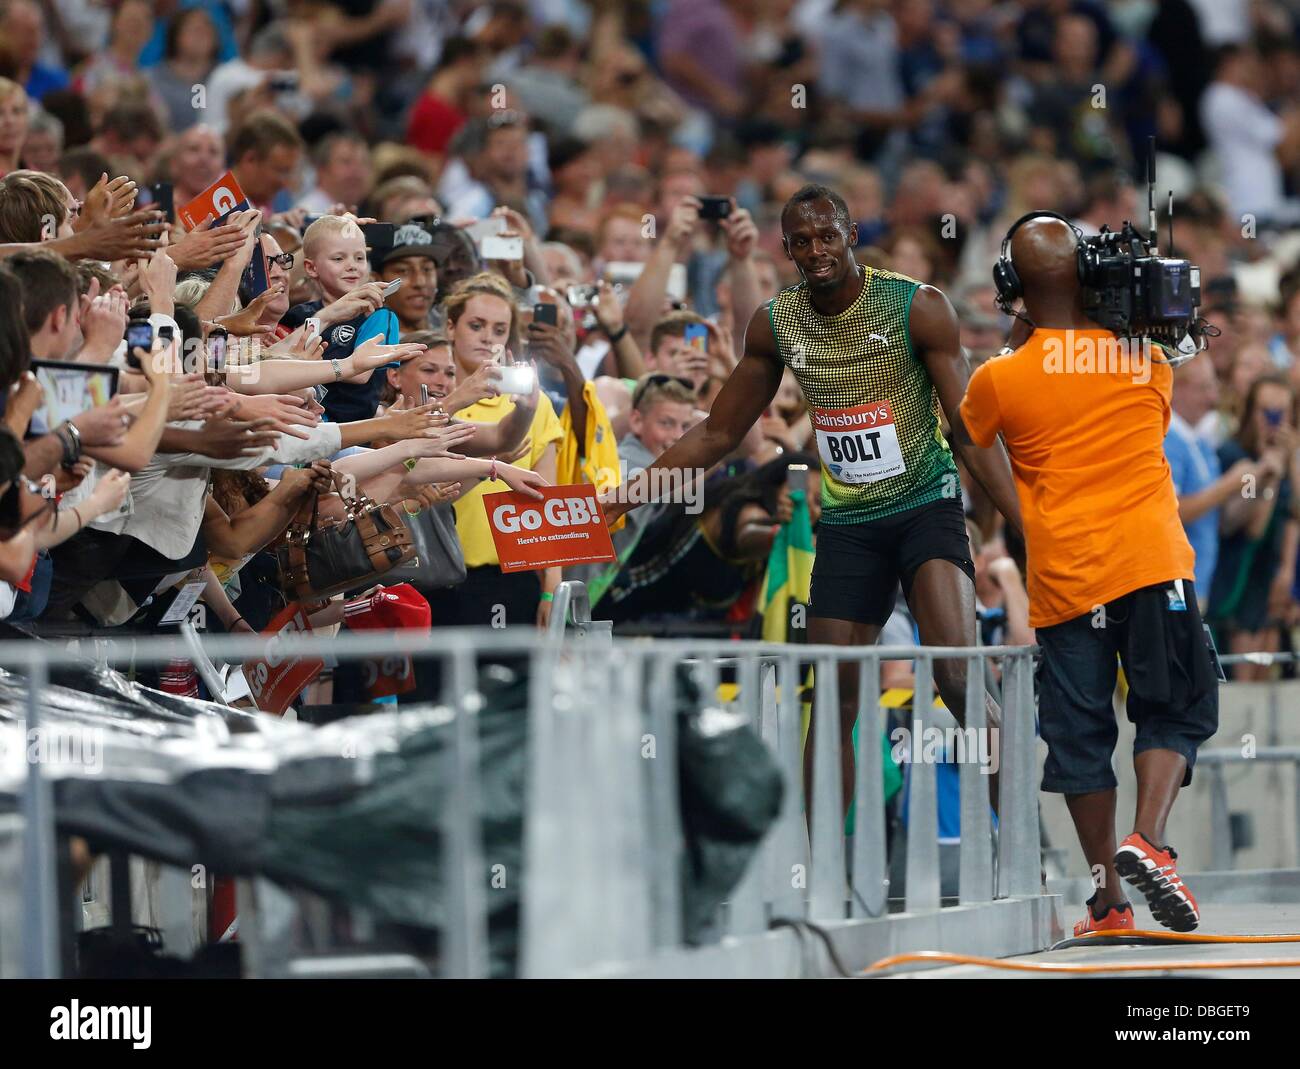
[992,210,1095,314]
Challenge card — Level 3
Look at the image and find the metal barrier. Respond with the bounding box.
[0,619,1052,979]
[1200,748,1300,872]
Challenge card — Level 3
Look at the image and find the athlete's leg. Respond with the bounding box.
[1131,750,1187,846]
[906,557,1001,809]
[804,615,881,816]
[1064,789,1126,910]
[906,558,995,724]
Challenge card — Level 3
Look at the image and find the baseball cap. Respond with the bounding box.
[371,222,439,271]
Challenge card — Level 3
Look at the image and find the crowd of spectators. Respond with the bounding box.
[0,0,1293,693]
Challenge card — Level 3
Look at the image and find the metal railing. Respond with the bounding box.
[1200,747,1300,872]
[0,600,1047,978]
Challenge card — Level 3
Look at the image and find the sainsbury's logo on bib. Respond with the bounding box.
[811,400,907,485]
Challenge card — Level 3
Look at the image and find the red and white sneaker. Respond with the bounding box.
[1073,895,1135,937]
[1114,832,1200,932]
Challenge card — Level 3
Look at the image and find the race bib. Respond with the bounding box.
[810,401,906,485]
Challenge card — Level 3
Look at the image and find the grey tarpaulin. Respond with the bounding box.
[1,657,782,974]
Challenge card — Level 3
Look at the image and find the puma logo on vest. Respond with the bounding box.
[868,332,889,345]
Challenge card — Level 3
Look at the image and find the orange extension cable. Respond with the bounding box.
[864,950,1300,976]
[1058,928,1300,945]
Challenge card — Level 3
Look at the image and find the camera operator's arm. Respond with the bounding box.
[624,197,698,347]
[916,285,1023,537]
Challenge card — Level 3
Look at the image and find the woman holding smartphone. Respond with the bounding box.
[426,271,563,629]
[1208,373,1300,678]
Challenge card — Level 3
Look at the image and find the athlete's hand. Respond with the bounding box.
[599,492,631,528]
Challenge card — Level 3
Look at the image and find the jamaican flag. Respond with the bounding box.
[759,487,815,643]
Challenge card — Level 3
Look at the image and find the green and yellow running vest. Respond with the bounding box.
[767,265,958,524]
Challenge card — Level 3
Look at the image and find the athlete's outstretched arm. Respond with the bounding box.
[602,304,783,525]
[911,285,1024,537]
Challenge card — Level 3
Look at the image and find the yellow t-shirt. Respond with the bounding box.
[453,391,565,567]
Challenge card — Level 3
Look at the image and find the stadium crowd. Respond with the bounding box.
[0,0,1293,700]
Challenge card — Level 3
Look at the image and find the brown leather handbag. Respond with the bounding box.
[276,471,417,601]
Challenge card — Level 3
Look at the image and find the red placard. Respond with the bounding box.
[242,604,324,715]
[178,169,250,230]
[483,484,617,572]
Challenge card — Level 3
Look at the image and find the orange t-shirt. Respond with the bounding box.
[960,327,1194,628]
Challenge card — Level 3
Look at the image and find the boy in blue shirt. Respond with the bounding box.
[281,215,397,422]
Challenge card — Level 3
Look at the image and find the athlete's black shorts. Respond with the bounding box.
[809,497,974,626]
[1036,579,1218,794]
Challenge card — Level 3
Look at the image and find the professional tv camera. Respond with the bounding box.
[993,139,1216,360]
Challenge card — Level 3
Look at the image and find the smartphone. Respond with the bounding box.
[466,216,507,244]
[304,317,322,338]
[28,359,119,437]
[208,327,227,370]
[382,278,404,298]
[496,364,535,395]
[567,284,599,309]
[683,322,708,352]
[698,195,732,220]
[125,319,152,369]
[241,245,270,299]
[604,261,687,301]
[151,182,174,225]
[533,302,558,327]
[481,235,523,261]
[361,222,396,249]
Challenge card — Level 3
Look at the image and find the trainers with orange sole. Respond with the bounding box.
[1074,894,1136,937]
[1113,831,1200,932]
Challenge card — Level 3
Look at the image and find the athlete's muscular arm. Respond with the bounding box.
[602,305,783,525]
[912,285,1024,537]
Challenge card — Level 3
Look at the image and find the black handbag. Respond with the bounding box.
[275,472,416,601]
[387,502,467,590]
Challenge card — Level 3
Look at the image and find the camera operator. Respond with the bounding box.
[960,215,1217,937]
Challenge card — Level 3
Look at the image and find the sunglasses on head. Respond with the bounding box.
[632,372,693,408]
